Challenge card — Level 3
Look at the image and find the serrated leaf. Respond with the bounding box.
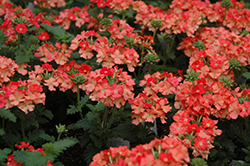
[80,95,89,107]
[189,157,208,166]
[89,134,102,149]
[67,105,81,115]
[43,109,54,120]
[0,108,17,122]
[0,148,11,162]
[53,137,78,155]
[67,119,98,132]
[84,143,100,165]
[242,72,250,79]
[41,24,66,38]
[112,121,138,142]
[123,7,135,18]
[15,51,33,64]
[27,130,55,143]
[96,102,106,112]
[0,129,5,136]
[14,150,53,166]
[86,111,98,121]
[86,104,96,111]
[167,50,176,60]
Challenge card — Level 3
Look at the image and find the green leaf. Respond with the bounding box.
[67,105,81,115]
[67,119,98,132]
[86,111,98,121]
[42,109,54,120]
[96,102,106,112]
[242,72,250,79]
[41,24,74,42]
[13,150,54,166]
[80,95,89,107]
[53,137,78,155]
[189,157,208,166]
[0,148,11,162]
[0,108,17,122]
[15,50,33,64]
[89,134,102,148]
[0,128,5,136]
[86,104,96,111]
[27,130,55,143]
[84,143,100,165]
[112,121,139,142]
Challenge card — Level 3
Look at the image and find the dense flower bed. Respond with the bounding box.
[0,0,250,165]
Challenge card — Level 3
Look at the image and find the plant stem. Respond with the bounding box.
[57,133,62,141]
[169,34,176,51]
[77,85,84,119]
[21,118,26,141]
[152,28,158,41]
[106,107,117,130]
[18,33,21,49]
[102,107,109,129]
[2,118,5,130]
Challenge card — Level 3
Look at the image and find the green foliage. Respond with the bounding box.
[0,148,11,164]
[0,129,5,136]
[84,143,101,165]
[242,146,250,163]
[0,108,17,122]
[67,118,98,132]
[27,130,55,143]
[13,150,54,166]
[242,72,250,80]
[208,117,250,166]
[66,105,81,115]
[52,137,78,156]
[189,158,208,166]
[41,24,74,43]
[114,6,136,20]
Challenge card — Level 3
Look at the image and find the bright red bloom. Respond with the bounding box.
[67,13,76,21]
[146,77,157,85]
[194,136,208,149]
[79,40,89,49]
[42,63,52,70]
[159,152,173,163]
[15,142,30,149]
[192,60,204,70]
[187,123,200,134]
[210,59,223,68]
[6,154,24,166]
[192,85,205,95]
[38,32,49,41]
[15,23,27,33]
[100,66,112,75]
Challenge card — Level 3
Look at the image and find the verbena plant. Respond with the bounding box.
[0,0,250,165]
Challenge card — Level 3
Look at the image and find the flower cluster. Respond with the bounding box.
[129,72,182,125]
[34,43,72,65]
[5,80,45,114]
[90,136,190,166]
[178,27,250,66]
[55,60,92,92]
[129,92,171,125]
[168,111,222,159]
[0,56,27,83]
[33,0,66,9]
[84,66,135,108]
[54,6,96,30]
[70,29,140,72]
